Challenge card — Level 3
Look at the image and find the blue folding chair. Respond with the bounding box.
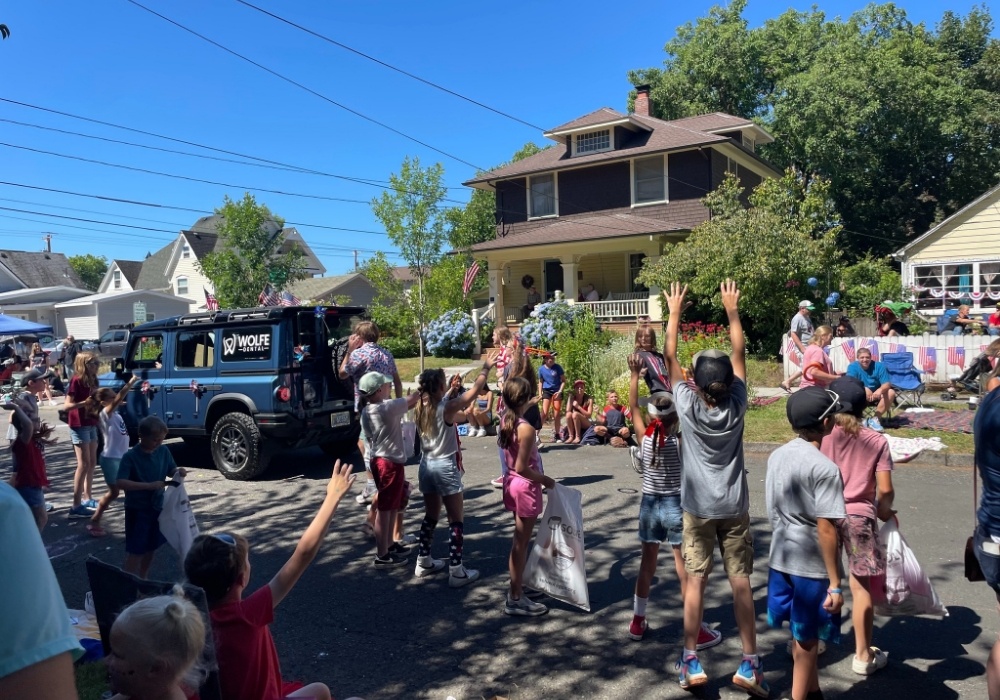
[882,352,925,409]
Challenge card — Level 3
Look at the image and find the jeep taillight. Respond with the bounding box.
[275,386,291,402]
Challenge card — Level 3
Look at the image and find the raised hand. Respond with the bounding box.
[347,334,364,352]
[720,278,741,313]
[663,282,689,316]
[326,459,357,500]
[627,353,645,376]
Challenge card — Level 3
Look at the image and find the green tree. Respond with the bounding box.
[68,254,108,291]
[638,171,841,354]
[197,193,307,309]
[371,157,447,369]
[838,254,903,312]
[359,251,415,339]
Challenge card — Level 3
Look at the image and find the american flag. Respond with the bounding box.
[258,283,280,306]
[887,343,904,354]
[784,337,802,366]
[948,346,966,369]
[862,338,879,361]
[204,288,219,311]
[919,346,937,372]
[279,290,301,307]
[841,339,856,362]
[462,260,481,298]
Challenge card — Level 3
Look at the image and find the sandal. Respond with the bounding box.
[86,523,107,538]
[779,382,792,393]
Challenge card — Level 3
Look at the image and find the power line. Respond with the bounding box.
[232,0,544,131]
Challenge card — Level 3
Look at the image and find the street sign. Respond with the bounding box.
[133,301,147,324]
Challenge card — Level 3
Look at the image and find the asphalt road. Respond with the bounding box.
[28,405,993,700]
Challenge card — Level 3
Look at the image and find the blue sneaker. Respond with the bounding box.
[68,504,95,519]
[732,657,770,697]
[84,499,99,509]
[676,655,708,690]
[867,417,884,433]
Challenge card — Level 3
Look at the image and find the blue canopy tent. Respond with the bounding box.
[0,314,53,336]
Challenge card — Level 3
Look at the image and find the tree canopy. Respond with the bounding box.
[68,254,108,291]
[628,1,1000,257]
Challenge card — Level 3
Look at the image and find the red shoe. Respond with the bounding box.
[696,623,723,651]
[628,615,647,641]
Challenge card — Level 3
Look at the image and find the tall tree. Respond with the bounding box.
[359,251,415,340]
[197,193,307,309]
[371,157,447,370]
[68,254,108,291]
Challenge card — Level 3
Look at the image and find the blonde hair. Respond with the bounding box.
[74,351,100,388]
[112,587,206,691]
[31,342,42,355]
[415,368,446,439]
[833,412,862,437]
[506,346,537,395]
[498,377,533,449]
[494,326,512,346]
[810,325,834,345]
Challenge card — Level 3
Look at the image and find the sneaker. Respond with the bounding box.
[414,556,446,577]
[785,639,827,655]
[852,647,888,675]
[388,542,411,556]
[490,476,504,489]
[523,586,546,600]
[867,417,884,433]
[373,552,408,569]
[477,428,487,437]
[504,593,547,616]
[696,622,723,651]
[449,564,480,588]
[676,655,708,689]
[44,501,55,512]
[397,532,418,546]
[355,483,376,505]
[732,658,770,698]
[84,499,99,509]
[628,615,647,641]
[630,445,643,474]
[68,504,95,519]
[48,400,57,406]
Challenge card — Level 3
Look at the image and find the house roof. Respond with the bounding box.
[288,274,364,300]
[112,260,143,287]
[0,286,92,303]
[54,288,191,308]
[545,108,637,135]
[893,181,1000,259]
[470,213,685,252]
[133,245,175,291]
[392,266,416,283]
[0,250,84,289]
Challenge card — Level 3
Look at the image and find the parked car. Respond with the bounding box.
[92,325,134,359]
[103,304,365,480]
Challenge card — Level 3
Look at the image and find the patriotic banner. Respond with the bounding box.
[784,338,802,366]
[841,339,856,362]
[258,283,280,306]
[919,347,937,373]
[862,338,879,361]
[886,343,904,354]
[204,288,219,311]
[947,346,966,369]
[462,260,481,298]
[279,290,301,307]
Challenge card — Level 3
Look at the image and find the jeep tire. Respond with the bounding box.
[211,412,268,480]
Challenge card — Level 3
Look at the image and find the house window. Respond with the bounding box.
[182,244,191,259]
[629,253,649,293]
[176,276,189,295]
[911,261,1000,310]
[113,270,121,290]
[633,155,666,205]
[574,129,611,155]
[528,173,556,218]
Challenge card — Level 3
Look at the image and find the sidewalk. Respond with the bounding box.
[400,363,482,392]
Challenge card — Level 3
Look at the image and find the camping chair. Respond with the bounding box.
[882,352,925,409]
[85,556,222,700]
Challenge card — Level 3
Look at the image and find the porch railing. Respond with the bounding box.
[503,306,526,324]
[579,298,649,320]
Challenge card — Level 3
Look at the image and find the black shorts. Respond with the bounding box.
[524,404,543,431]
[541,390,561,400]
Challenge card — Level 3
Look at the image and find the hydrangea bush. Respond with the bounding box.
[423,309,476,358]
[519,300,587,350]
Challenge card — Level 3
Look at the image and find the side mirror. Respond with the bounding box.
[112,358,125,375]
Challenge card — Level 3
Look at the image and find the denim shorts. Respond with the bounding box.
[638,493,683,545]
[100,456,122,488]
[70,425,98,445]
[418,454,464,497]
[975,525,1000,594]
[16,486,45,508]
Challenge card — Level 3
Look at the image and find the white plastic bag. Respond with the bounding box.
[158,475,200,561]
[873,518,947,617]
[524,484,590,611]
[401,415,417,460]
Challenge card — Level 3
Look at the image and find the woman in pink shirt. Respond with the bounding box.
[798,326,838,389]
[821,377,896,677]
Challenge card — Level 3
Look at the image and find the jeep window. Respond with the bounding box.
[220,327,272,362]
[176,331,215,369]
[127,335,164,370]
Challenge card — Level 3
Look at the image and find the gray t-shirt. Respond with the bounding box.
[790,313,814,344]
[674,377,749,519]
[766,438,847,578]
[362,397,408,464]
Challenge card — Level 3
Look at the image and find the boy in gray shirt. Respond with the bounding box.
[766,386,848,700]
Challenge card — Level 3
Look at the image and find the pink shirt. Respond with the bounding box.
[502,418,542,479]
[798,345,832,388]
[820,425,893,520]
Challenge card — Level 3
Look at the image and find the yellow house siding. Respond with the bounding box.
[507,259,544,302]
[578,253,631,297]
[909,200,1000,263]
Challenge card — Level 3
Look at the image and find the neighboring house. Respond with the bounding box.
[464,86,780,325]
[97,215,327,310]
[0,286,92,328]
[54,289,192,339]
[0,249,84,293]
[893,182,1000,317]
[287,273,378,307]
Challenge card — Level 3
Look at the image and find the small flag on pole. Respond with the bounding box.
[462,260,481,298]
[258,284,280,306]
[204,288,219,311]
[863,339,879,361]
[919,347,937,373]
[948,346,966,369]
[784,337,801,366]
[841,339,856,363]
[279,290,301,307]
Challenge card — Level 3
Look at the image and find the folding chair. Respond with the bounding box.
[882,352,925,409]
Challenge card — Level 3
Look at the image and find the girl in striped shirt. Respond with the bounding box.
[626,354,721,651]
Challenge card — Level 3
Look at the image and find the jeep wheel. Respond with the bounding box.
[211,412,268,480]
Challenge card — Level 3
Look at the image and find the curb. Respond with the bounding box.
[743,441,973,467]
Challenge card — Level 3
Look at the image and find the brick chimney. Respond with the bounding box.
[634,84,651,117]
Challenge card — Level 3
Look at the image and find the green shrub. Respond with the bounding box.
[478,318,495,349]
[551,311,613,389]
[381,335,419,358]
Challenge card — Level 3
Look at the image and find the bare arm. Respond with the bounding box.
[0,651,79,700]
[116,479,165,492]
[445,359,496,422]
[720,279,746,381]
[3,402,33,445]
[337,335,363,380]
[513,422,554,488]
[876,471,896,521]
[663,282,688,386]
[626,354,646,436]
[269,461,355,607]
[817,518,843,614]
[791,330,806,354]
[392,371,403,400]
[107,375,140,414]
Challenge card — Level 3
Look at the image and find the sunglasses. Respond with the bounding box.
[210,533,237,547]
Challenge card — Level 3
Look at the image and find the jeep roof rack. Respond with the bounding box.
[137,305,367,332]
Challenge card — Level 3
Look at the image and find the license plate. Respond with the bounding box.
[330,411,350,428]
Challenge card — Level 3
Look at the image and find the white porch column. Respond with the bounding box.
[488,263,506,326]
[645,254,662,321]
[560,257,579,302]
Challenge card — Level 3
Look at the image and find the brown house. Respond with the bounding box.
[465,86,780,325]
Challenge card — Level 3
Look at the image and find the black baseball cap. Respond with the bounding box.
[19,368,50,387]
[829,376,867,418]
[692,349,734,391]
[786,386,851,430]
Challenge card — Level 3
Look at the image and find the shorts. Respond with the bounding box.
[974,526,1000,594]
[682,510,753,577]
[70,425,98,445]
[100,456,122,489]
[16,486,45,508]
[639,493,683,546]
[541,390,561,401]
[371,456,407,512]
[503,473,543,518]
[767,568,842,644]
[839,514,886,578]
[418,454,464,497]
[524,404,543,431]
[124,508,166,556]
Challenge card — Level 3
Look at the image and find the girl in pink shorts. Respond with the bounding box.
[499,376,555,617]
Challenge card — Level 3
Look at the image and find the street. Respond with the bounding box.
[32,406,991,700]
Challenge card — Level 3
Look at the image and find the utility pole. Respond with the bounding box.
[42,233,53,252]
[354,250,358,271]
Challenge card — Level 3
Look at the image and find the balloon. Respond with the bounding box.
[826,295,838,306]
[807,277,818,287]
[831,292,841,301]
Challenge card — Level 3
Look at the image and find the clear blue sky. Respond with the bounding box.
[0,0,991,276]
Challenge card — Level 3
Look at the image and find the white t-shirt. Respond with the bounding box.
[362,397,408,463]
[419,399,459,460]
[100,409,130,459]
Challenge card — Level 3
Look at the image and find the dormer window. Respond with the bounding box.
[113,270,121,290]
[573,129,611,156]
[182,244,191,259]
[528,173,557,218]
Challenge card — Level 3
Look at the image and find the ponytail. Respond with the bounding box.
[415,369,445,439]
[498,377,532,449]
[703,381,731,405]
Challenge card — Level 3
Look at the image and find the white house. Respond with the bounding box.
[54,289,192,339]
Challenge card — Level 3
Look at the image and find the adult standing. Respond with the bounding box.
[988,302,1000,337]
[537,353,565,443]
[845,347,895,432]
[781,301,815,393]
[974,378,1000,699]
[65,351,101,519]
[62,336,80,380]
[798,326,838,389]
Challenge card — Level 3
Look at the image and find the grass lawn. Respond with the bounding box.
[394,356,480,382]
[76,661,109,700]
[747,358,784,388]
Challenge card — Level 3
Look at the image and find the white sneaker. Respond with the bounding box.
[397,532,418,546]
[355,482,376,505]
[476,427,487,437]
[448,564,480,588]
[415,556,446,577]
[504,593,548,616]
[852,647,888,675]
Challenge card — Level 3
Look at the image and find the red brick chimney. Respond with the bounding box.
[634,84,651,117]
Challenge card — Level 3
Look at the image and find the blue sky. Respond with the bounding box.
[0,0,991,276]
